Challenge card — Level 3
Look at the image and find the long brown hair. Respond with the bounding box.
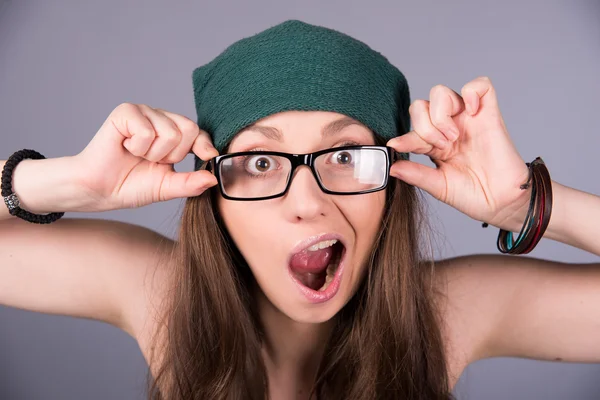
[147,140,454,399]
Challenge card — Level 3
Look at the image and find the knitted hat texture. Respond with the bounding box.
[192,20,411,170]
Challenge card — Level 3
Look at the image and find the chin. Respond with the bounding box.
[258,284,348,324]
[283,301,343,324]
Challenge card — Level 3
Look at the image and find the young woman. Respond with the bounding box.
[1,20,599,400]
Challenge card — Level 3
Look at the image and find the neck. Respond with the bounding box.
[255,288,334,396]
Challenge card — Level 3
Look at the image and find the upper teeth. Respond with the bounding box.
[307,239,338,251]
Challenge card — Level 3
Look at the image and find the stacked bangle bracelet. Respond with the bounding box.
[482,157,553,254]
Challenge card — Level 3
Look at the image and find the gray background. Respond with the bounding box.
[1,0,599,399]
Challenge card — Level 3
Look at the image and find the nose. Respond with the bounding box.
[282,166,329,222]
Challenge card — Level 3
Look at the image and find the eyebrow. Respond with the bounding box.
[241,116,365,142]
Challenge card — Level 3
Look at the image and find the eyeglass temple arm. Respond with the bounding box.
[202,159,214,172]
[391,150,409,163]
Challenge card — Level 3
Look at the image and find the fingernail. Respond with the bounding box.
[204,144,218,154]
[202,180,217,189]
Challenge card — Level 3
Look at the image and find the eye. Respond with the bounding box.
[331,150,354,165]
[245,155,278,174]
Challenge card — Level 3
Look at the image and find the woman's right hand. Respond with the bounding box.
[74,103,219,212]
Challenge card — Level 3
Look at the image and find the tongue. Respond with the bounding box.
[289,247,333,290]
[290,246,333,273]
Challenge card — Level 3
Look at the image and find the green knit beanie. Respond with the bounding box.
[192,19,411,171]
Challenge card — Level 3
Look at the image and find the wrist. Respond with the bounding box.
[503,179,560,238]
[505,192,533,233]
[489,183,533,233]
[11,156,98,214]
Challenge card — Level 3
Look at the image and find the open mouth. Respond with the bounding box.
[288,239,345,293]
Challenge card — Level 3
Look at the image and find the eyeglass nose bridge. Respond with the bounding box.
[288,152,317,171]
[284,153,322,191]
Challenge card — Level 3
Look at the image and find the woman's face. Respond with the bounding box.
[217,111,386,323]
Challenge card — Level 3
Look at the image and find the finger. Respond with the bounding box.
[136,105,182,162]
[387,130,434,155]
[389,159,447,201]
[159,169,218,201]
[117,104,156,157]
[461,76,496,116]
[154,109,218,163]
[190,130,220,162]
[429,84,464,141]
[409,100,450,151]
[153,111,218,162]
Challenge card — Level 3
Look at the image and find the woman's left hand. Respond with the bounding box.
[387,76,531,230]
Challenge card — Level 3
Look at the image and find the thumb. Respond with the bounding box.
[159,170,218,201]
[390,160,446,201]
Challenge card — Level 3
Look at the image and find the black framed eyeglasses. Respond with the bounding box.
[205,145,405,201]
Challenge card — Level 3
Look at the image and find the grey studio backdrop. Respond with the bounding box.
[1,1,599,399]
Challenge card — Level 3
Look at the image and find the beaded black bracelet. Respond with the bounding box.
[1,149,65,224]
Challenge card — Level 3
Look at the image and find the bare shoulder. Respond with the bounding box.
[430,253,592,389]
[434,252,600,385]
[429,254,515,387]
[118,224,179,386]
[90,219,177,367]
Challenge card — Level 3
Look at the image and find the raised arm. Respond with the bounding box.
[0,156,177,338]
[437,180,600,378]
[0,103,219,339]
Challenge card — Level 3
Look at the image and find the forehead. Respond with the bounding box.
[227,111,375,150]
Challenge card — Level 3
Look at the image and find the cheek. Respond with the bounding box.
[218,199,288,308]
[337,190,386,273]
[339,190,386,235]
[217,198,278,268]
